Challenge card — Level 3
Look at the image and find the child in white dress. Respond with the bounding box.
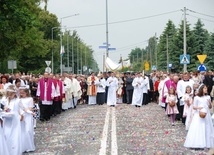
[0,115,10,155]
[184,84,214,149]
[165,87,179,126]
[32,96,40,128]
[1,85,27,155]
[182,86,193,130]
[0,90,10,155]
[19,88,36,152]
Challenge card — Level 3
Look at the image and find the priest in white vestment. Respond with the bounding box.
[95,73,106,105]
[62,73,72,110]
[106,72,118,107]
[177,73,194,124]
[69,74,82,108]
[132,73,144,107]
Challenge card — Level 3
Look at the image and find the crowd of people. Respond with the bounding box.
[0,70,214,154]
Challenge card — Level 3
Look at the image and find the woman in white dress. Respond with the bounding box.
[19,88,35,152]
[184,84,214,149]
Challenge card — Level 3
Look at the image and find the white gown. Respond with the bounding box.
[106,77,118,106]
[184,95,214,148]
[131,77,144,106]
[62,78,72,110]
[20,97,35,152]
[2,97,22,155]
[0,114,10,155]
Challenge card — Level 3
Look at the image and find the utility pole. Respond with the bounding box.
[166,34,169,73]
[148,40,152,71]
[103,53,105,72]
[106,0,109,58]
[183,7,187,72]
[146,41,149,61]
[67,31,69,72]
[121,54,124,72]
[155,33,158,70]
[81,45,83,74]
[72,34,74,74]
[77,40,79,74]
[84,46,86,66]
[137,52,139,64]
[141,48,144,66]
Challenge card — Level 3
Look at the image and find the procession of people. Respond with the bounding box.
[0,70,214,154]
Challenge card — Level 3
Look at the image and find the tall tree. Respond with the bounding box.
[0,0,49,73]
[204,33,214,70]
[157,20,177,71]
[192,19,209,69]
[170,20,195,72]
[193,19,209,54]
[129,48,143,71]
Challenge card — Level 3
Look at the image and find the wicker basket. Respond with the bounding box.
[199,111,206,118]
[169,101,176,107]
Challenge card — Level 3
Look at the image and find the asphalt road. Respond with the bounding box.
[26,103,210,155]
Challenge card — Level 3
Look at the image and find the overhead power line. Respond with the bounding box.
[116,40,148,50]
[187,14,214,23]
[66,10,181,29]
[187,9,214,18]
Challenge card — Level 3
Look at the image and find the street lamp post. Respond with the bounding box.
[60,13,79,74]
[183,7,187,72]
[67,30,70,73]
[80,45,83,74]
[51,27,54,73]
[72,35,74,74]
[155,33,158,70]
[77,39,79,74]
[51,26,65,74]
[106,0,109,63]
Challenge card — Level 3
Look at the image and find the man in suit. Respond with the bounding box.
[125,72,134,104]
[122,72,127,103]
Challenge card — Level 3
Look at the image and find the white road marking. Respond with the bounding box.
[111,108,118,155]
[99,107,110,155]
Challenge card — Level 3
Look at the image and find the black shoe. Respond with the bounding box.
[40,118,45,122]
[52,114,57,117]
[74,106,76,109]
[45,118,50,121]
[135,105,137,107]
